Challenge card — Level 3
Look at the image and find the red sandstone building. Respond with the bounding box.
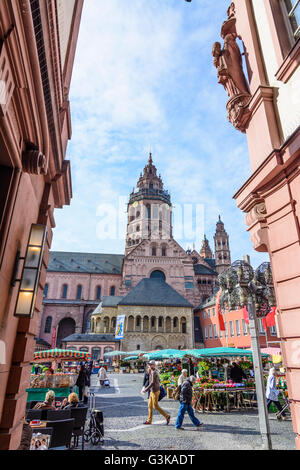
[38,155,233,351]
[195,294,280,349]
[213,1,300,448]
[0,0,83,449]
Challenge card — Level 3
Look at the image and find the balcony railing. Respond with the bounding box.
[129,188,171,204]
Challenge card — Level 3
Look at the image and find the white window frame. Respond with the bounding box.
[270,325,277,336]
[214,324,218,338]
[230,321,234,337]
[205,326,208,339]
[258,318,265,335]
[281,0,300,42]
[236,319,241,337]
[209,325,213,339]
[242,319,248,336]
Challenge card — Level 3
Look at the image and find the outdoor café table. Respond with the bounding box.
[30,421,47,429]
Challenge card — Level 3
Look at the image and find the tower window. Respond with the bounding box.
[76,285,82,300]
[44,316,52,334]
[61,284,68,299]
[162,247,166,257]
[96,286,101,300]
[44,283,49,298]
[152,246,156,256]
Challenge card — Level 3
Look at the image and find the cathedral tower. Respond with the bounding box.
[200,235,213,259]
[125,154,172,255]
[214,216,231,274]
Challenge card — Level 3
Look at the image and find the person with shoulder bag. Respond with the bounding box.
[175,376,203,431]
[142,361,170,425]
[174,369,188,401]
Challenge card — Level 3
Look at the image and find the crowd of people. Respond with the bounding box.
[141,359,286,429]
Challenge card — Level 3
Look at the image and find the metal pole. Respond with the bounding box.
[247,300,272,450]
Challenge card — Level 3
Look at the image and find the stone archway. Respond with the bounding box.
[151,335,167,350]
[56,317,76,348]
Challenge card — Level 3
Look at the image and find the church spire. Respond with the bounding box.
[214,215,231,274]
[200,235,213,259]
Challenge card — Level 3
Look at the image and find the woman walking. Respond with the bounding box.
[266,367,286,420]
[76,365,87,402]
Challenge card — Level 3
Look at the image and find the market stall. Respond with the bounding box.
[152,347,274,413]
[27,349,91,402]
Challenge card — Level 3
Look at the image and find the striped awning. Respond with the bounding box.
[33,349,92,361]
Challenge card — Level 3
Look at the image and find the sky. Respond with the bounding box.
[52,0,269,269]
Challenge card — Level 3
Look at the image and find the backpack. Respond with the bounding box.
[158,385,167,401]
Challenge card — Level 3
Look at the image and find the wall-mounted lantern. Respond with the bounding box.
[13,224,47,318]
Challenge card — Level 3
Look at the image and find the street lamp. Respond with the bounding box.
[13,224,47,318]
[218,259,276,450]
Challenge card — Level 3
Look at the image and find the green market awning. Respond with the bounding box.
[104,350,146,357]
[142,349,186,361]
[33,349,91,361]
[183,347,270,358]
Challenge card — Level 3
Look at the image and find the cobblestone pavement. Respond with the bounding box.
[84,373,295,451]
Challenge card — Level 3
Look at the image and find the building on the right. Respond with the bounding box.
[213,1,300,448]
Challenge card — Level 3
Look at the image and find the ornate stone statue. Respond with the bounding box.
[212,2,252,133]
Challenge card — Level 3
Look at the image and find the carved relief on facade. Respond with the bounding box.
[245,202,269,252]
[212,2,251,133]
[22,149,48,175]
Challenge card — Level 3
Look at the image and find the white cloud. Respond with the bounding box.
[52,0,269,269]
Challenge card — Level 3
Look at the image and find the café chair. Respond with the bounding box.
[46,409,71,421]
[44,419,75,449]
[26,409,42,421]
[70,406,88,450]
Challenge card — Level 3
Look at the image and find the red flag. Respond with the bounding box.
[262,317,267,331]
[265,307,276,328]
[242,306,249,324]
[216,289,226,331]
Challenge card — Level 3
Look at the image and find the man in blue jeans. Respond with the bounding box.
[175,376,203,430]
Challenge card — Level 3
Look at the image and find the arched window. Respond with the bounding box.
[137,344,140,350]
[80,347,89,352]
[61,284,68,299]
[92,348,100,361]
[76,285,82,300]
[44,283,49,298]
[173,318,178,328]
[110,286,115,296]
[150,270,166,281]
[162,246,166,257]
[152,246,156,256]
[96,286,102,300]
[146,204,151,219]
[44,316,52,334]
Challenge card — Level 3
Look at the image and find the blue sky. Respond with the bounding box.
[52,0,269,269]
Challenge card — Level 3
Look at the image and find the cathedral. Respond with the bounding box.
[38,154,232,354]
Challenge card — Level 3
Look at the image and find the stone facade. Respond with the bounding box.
[91,303,194,352]
[39,155,232,351]
[214,1,300,449]
[0,0,83,449]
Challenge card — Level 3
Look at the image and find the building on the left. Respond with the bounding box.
[0,0,84,450]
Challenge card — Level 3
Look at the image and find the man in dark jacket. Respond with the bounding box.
[230,362,247,383]
[175,376,203,430]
